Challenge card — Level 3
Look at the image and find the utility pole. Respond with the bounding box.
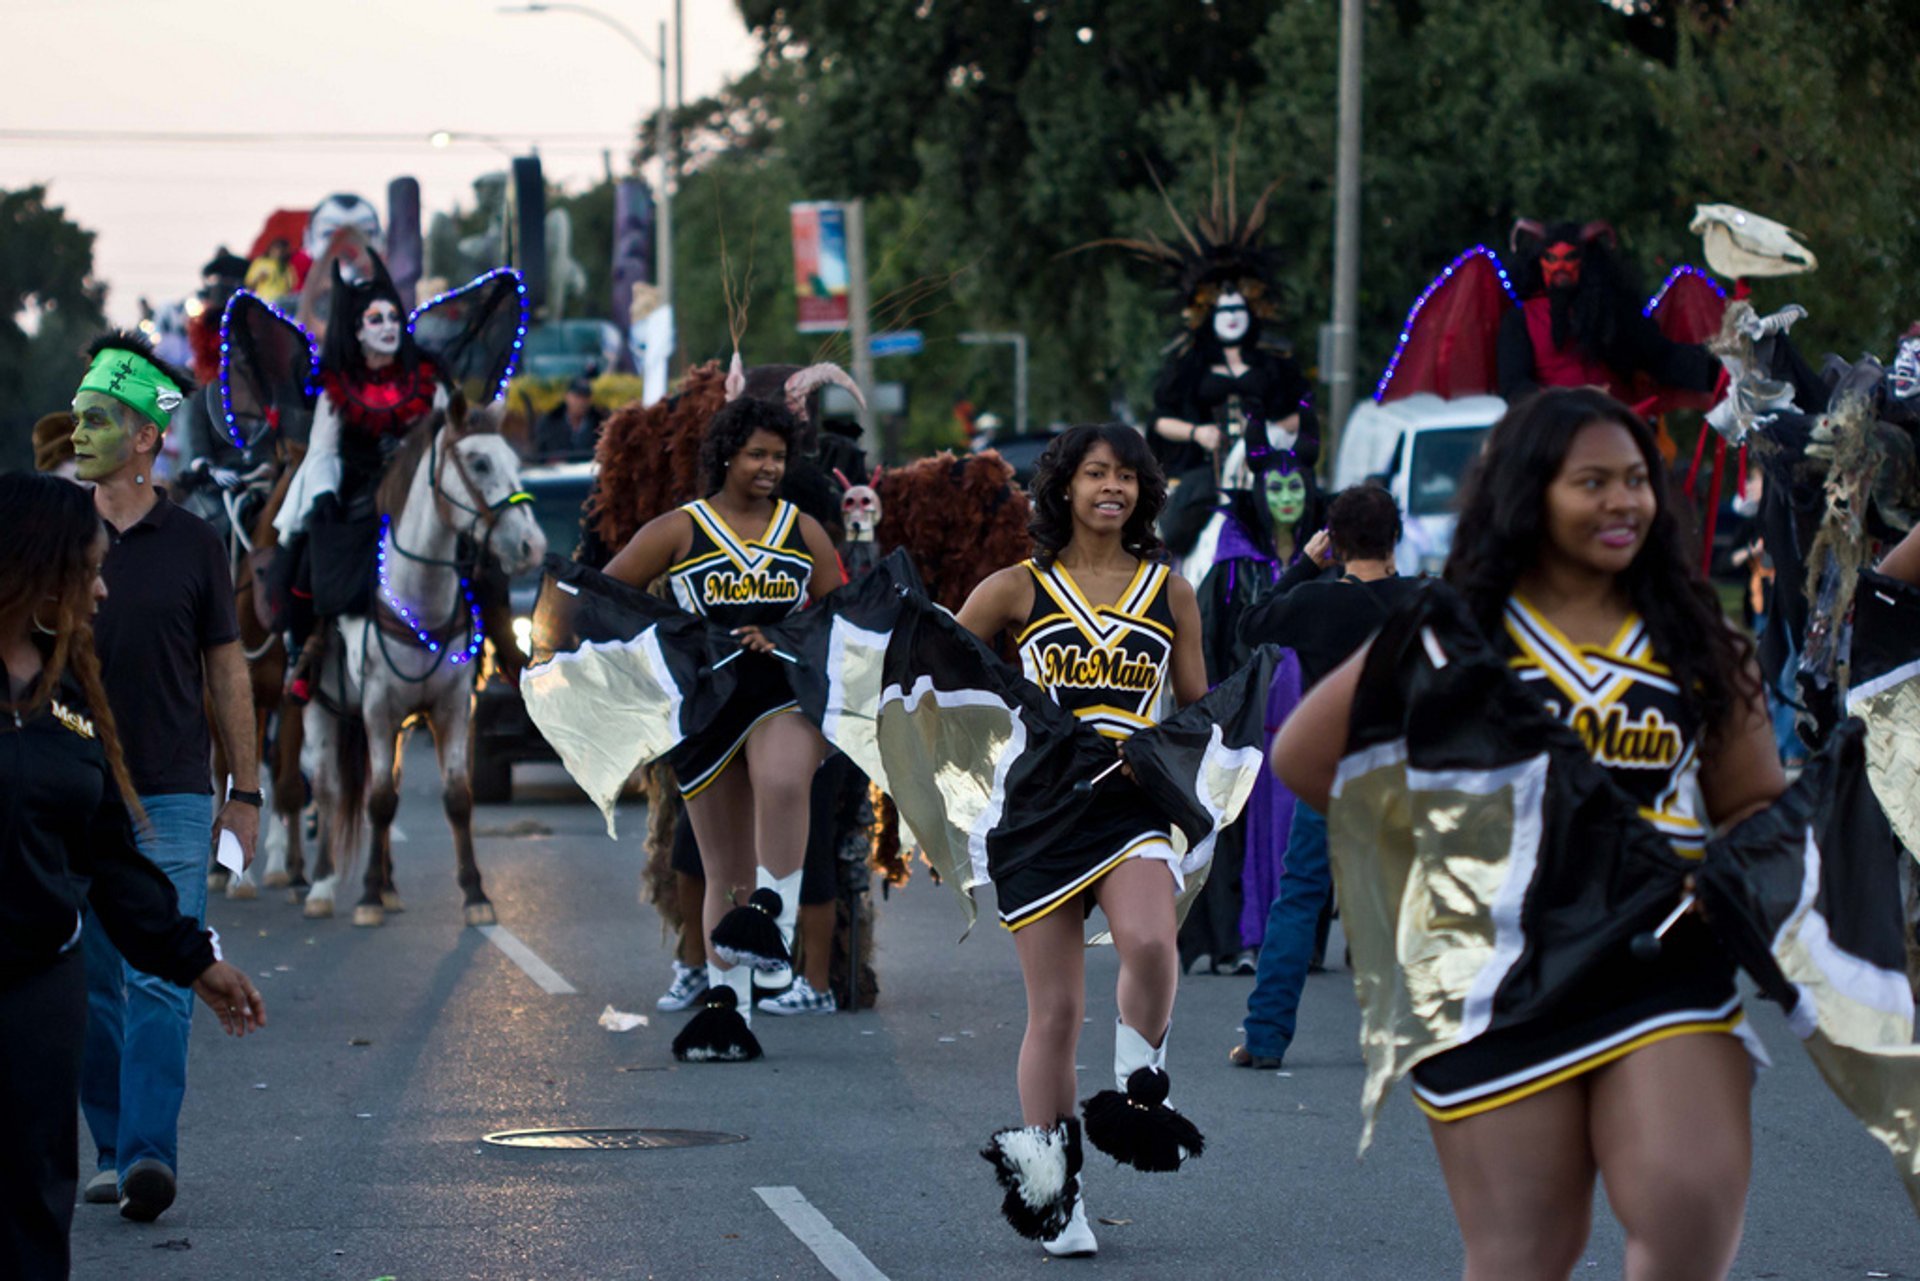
[1326,0,1364,469]
[655,18,673,321]
[845,198,879,459]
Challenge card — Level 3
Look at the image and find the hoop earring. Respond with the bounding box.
[31,611,56,635]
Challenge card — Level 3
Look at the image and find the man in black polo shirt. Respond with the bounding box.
[68,332,260,1223]
[1231,483,1415,1069]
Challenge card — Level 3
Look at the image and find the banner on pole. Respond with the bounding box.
[791,202,851,333]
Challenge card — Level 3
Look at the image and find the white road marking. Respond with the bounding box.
[755,1186,890,1281]
[477,925,577,995]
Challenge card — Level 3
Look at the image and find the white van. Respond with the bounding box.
[1332,393,1504,575]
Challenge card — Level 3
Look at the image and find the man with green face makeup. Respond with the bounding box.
[69,332,261,1223]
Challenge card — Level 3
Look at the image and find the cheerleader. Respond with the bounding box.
[603,395,843,1058]
[1274,389,1785,1279]
[956,424,1210,1257]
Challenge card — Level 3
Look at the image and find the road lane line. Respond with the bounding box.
[477,924,577,995]
[754,1186,890,1281]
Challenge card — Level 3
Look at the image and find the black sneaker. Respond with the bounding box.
[118,1159,176,1222]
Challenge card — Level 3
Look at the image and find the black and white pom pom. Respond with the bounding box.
[669,984,763,1063]
[980,1117,1080,1240]
[709,888,792,971]
[1082,1067,1204,1171]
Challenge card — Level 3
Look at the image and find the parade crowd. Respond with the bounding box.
[6,186,1920,1281]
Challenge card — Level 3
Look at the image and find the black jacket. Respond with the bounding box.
[1,660,217,987]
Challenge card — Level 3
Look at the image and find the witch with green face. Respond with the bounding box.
[1176,446,1322,976]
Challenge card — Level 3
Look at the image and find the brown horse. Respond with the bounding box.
[208,452,313,900]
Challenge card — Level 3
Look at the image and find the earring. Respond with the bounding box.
[134,473,147,486]
[30,611,56,635]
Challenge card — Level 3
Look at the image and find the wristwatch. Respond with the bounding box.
[227,788,264,807]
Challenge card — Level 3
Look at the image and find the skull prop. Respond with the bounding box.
[836,467,883,542]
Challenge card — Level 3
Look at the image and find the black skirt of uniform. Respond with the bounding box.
[666,652,800,800]
[992,783,1174,933]
[1409,914,1744,1122]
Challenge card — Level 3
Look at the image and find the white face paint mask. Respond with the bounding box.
[1891,335,1920,403]
[359,302,403,357]
[1212,291,1251,345]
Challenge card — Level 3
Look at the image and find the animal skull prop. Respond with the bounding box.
[835,467,883,542]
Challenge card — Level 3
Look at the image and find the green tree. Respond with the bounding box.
[0,186,107,472]
[735,0,1278,423]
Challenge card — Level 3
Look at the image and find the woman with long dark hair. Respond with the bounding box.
[957,423,1210,1257]
[0,473,265,1280]
[274,252,447,702]
[1272,388,1784,1278]
[603,395,844,1057]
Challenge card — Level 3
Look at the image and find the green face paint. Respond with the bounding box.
[70,390,141,482]
[1265,469,1307,527]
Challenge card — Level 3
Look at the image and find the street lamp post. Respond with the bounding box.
[498,3,673,318]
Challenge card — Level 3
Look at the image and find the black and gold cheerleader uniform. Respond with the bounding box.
[664,498,813,798]
[1411,595,1755,1122]
[993,557,1182,931]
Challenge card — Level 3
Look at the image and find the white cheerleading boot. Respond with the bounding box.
[757,865,802,988]
[1042,1184,1098,1258]
[1082,1019,1204,1170]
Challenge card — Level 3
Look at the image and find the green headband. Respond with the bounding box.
[76,347,185,432]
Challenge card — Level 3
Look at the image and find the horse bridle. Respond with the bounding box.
[373,425,533,678]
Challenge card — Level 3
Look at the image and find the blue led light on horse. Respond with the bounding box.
[217,289,320,450]
[405,267,532,403]
[1642,264,1726,318]
[377,514,486,664]
[1372,245,1522,403]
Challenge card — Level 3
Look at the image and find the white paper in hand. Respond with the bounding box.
[216,828,246,876]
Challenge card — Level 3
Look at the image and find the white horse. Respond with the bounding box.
[302,404,547,926]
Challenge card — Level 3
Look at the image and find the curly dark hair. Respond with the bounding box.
[1327,482,1402,562]
[1027,423,1167,568]
[1444,387,1758,746]
[699,394,801,496]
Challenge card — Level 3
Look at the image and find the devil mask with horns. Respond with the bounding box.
[1497,218,1719,406]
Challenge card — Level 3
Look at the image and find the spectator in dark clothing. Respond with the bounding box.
[0,473,264,1281]
[70,331,259,1225]
[534,376,607,462]
[1232,483,1415,1068]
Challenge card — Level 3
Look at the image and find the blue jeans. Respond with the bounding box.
[81,793,211,1181]
[1242,803,1329,1061]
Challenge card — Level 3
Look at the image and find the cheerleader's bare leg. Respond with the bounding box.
[1012,906,1088,1124]
[1093,857,1179,1046]
[1426,1079,1597,1280]
[740,713,829,977]
[1589,1034,1751,1281]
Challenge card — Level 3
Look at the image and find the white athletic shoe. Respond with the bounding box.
[656,960,709,1012]
[757,976,837,1016]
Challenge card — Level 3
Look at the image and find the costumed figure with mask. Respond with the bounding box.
[273,253,446,704]
[1173,444,1324,976]
[1497,219,1723,409]
[1079,163,1318,555]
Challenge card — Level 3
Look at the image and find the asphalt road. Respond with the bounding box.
[70,742,1920,1280]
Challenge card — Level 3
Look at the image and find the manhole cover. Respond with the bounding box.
[482,1127,747,1151]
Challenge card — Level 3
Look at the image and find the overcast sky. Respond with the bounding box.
[1,0,758,323]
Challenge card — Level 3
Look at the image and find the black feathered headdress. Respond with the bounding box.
[1077,148,1285,347]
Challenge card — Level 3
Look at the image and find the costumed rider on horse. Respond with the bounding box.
[273,252,445,705]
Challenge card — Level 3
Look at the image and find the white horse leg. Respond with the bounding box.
[355,702,404,928]
[259,758,290,887]
[433,675,492,926]
[303,701,341,919]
